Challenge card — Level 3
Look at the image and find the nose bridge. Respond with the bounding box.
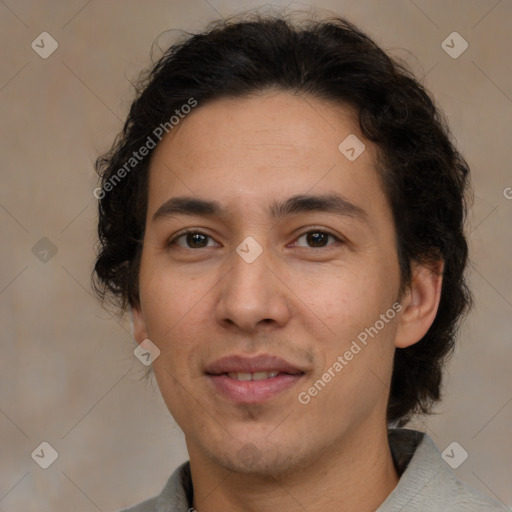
[216,236,290,330]
[228,237,274,299]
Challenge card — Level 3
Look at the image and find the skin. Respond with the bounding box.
[132,90,443,512]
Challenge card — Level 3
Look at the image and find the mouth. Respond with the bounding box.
[205,354,306,404]
[225,371,286,380]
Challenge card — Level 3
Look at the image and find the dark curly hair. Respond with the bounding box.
[93,12,472,427]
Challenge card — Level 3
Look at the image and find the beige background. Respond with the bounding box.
[1,0,511,510]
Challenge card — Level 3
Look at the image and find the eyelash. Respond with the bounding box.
[167,228,344,250]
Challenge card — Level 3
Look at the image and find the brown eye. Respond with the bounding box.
[170,231,218,249]
[185,233,208,248]
[294,230,340,248]
[307,232,329,247]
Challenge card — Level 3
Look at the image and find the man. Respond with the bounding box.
[93,12,508,512]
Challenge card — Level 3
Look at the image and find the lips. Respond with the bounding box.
[205,354,305,404]
[205,354,305,375]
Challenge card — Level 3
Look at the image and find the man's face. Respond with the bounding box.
[132,91,403,475]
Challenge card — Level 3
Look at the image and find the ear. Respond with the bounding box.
[394,259,444,349]
[130,302,149,346]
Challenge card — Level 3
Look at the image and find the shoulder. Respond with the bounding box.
[117,496,158,512]
[114,461,193,512]
[379,429,509,511]
[440,477,510,511]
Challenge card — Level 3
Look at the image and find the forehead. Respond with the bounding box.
[146,91,388,223]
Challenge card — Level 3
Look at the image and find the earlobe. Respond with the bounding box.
[394,260,444,349]
[130,303,149,345]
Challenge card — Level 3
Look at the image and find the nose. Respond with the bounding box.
[215,244,292,333]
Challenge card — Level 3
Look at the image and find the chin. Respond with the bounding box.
[204,438,308,478]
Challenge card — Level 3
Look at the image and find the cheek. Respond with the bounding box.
[294,265,399,385]
[139,262,211,339]
[151,362,195,432]
[291,267,386,336]
[139,265,216,374]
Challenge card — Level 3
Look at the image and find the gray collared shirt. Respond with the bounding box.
[119,428,508,511]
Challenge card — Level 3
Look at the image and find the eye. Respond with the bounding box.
[293,230,342,249]
[169,230,219,249]
[168,228,343,250]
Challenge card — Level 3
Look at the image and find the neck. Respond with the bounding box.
[189,423,399,512]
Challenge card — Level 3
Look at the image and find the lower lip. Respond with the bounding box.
[207,373,303,404]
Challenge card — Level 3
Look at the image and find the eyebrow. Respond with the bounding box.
[152,193,368,223]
